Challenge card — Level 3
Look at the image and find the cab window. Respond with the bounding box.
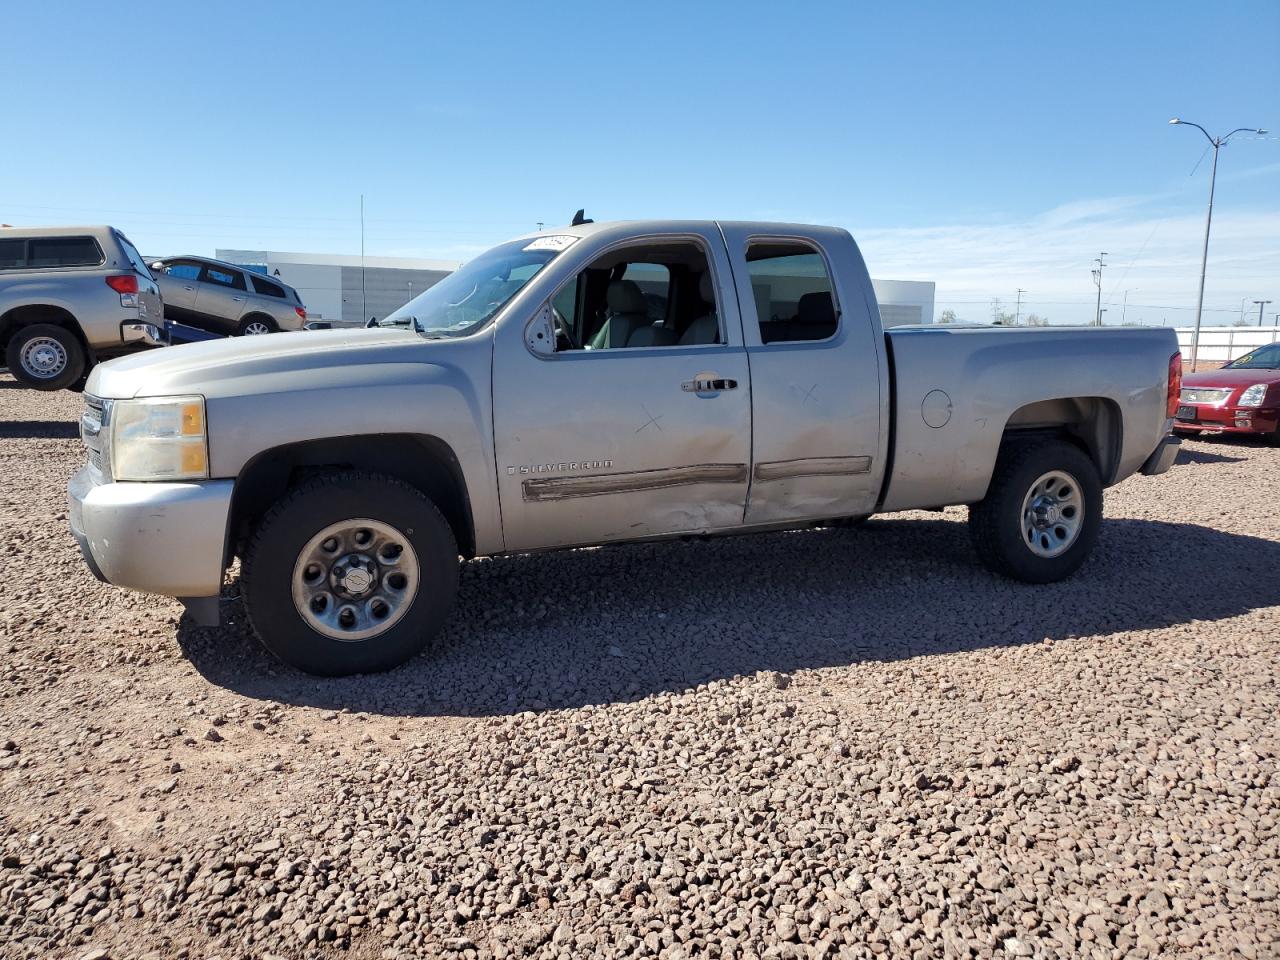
[745,241,839,343]
[552,240,719,351]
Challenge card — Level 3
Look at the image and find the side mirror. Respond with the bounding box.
[527,302,556,356]
[150,261,165,271]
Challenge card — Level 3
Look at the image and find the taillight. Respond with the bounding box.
[1167,351,1182,419]
[105,274,138,294]
[294,306,307,321]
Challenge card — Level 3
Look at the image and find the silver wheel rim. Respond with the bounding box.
[243,321,272,335]
[19,336,68,379]
[1020,469,1084,559]
[291,519,420,641]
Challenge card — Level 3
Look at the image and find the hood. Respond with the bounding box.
[87,328,425,399]
[1182,367,1280,389]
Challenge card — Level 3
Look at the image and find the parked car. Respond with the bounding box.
[68,219,1181,676]
[1173,343,1280,442]
[0,225,163,390]
[150,256,306,336]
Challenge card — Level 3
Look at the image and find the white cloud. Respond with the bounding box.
[858,200,1280,326]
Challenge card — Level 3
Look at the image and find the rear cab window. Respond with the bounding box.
[745,240,839,344]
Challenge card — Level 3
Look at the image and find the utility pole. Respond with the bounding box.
[1256,300,1273,327]
[1091,253,1108,325]
[536,222,545,232]
[1169,118,1267,370]
[1121,289,1137,325]
[360,194,367,323]
[1015,288,1025,326]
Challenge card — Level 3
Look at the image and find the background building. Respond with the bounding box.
[217,249,460,325]
[219,248,936,328]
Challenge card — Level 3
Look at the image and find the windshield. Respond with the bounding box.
[1226,343,1280,369]
[377,236,576,337]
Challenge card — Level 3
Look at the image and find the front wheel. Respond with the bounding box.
[968,439,1102,583]
[5,323,87,391]
[241,471,459,675]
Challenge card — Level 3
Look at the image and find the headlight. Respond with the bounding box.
[1237,384,1269,408]
[110,396,209,481]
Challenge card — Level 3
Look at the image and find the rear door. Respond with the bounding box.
[718,225,885,524]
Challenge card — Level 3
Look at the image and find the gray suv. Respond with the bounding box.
[150,256,307,336]
[0,226,163,390]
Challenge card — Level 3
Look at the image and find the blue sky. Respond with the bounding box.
[4,1,1277,325]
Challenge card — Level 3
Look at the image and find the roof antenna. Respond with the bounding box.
[571,208,593,226]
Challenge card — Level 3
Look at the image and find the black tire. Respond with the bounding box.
[241,471,459,676]
[236,315,277,336]
[5,323,86,391]
[968,438,1102,584]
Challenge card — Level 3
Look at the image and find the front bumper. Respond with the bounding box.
[68,466,233,598]
[1173,405,1280,436]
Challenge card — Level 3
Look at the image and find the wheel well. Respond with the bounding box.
[241,312,275,327]
[227,435,476,561]
[0,305,88,356]
[1001,396,1122,483]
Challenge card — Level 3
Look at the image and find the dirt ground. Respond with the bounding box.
[0,374,1276,960]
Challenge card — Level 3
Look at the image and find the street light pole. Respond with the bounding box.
[1256,300,1273,327]
[1091,253,1108,326]
[1169,118,1267,370]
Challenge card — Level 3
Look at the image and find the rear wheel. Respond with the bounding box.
[241,471,459,675]
[969,438,1102,583]
[5,323,87,391]
[236,315,277,336]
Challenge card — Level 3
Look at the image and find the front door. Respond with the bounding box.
[194,263,249,333]
[492,231,752,552]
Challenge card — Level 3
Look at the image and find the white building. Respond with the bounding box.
[218,248,936,328]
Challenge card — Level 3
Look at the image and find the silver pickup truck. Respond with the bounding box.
[68,220,1182,675]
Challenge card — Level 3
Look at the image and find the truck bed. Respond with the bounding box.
[879,324,1178,512]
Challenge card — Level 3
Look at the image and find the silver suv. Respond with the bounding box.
[0,226,163,390]
[150,256,307,336]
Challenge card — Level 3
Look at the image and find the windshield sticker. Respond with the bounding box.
[523,235,579,253]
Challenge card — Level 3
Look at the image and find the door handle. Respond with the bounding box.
[182,285,195,291]
[682,376,738,393]
[231,297,245,302]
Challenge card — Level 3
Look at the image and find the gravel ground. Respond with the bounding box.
[1,372,1277,960]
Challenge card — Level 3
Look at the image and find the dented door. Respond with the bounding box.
[491,231,751,552]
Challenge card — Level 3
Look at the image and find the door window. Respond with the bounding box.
[552,241,718,351]
[163,262,203,281]
[200,265,246,290]
[745,241,838,343]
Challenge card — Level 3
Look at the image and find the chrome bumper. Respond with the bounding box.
[68,466,232,598]
[1139,435,1181,477]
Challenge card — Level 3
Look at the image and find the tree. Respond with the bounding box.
[1024,313,1049,327]
[938,309,958,324]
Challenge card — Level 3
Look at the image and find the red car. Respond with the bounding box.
[1174,342,1280,442]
